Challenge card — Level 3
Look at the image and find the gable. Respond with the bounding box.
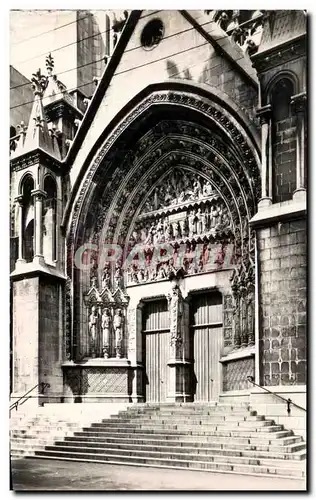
[68,10,259,189]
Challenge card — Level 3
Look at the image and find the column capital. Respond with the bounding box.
[31,188,47,200]
[256,104,272,124]
[291,91,307,115]
[14,195,24,206]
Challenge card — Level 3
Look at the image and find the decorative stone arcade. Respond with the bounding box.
[64,87,261,403]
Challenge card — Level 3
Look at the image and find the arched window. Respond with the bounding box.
[43,176,57,263]
[271,78,296,203]
[22,175,34,262]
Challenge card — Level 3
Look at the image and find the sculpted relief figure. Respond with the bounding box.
[188,210,196,237]
[88,305,98,357]
[102,264,111,289]
[210,205,218,228]
[203,180,213,197]
[114,264,123,289]
[145,223,155,245]
[114,309,124,358]
[101,308,111,358]
[155,218,164,243]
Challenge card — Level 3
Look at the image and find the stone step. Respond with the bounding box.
[85,422,281,433]
[118,408,254,417]
[52,439,306,460]
[42,443,304,467]
[32,450,305,478]
[107,415,266,424]
[90,419,276,429]
[74,428,292,439]
[63,434,304,451]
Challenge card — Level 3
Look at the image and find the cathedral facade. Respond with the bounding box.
[10,10,307,434]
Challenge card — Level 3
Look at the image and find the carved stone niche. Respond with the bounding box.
[83,278,130,359]
[229,255,255,350]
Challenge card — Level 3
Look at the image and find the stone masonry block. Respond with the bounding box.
[259,228,270,239]
[259,248,271,261]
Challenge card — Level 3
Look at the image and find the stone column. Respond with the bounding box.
[291,92,307,202]
[127,302,145,402]
[256,105,272,209]
[31,188,46,264]
[166,282,191,402]
[14,195,25,263]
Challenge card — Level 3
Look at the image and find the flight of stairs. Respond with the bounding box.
[10,403,306,479]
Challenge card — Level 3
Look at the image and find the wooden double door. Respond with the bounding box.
[190,292,223,402]
[142,299,169,403]
[142,292,223,403]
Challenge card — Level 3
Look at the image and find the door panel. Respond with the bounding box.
[143,299,169,402]
[191,292,223,402]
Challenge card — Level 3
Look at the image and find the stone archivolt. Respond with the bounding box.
[66,96,260,360]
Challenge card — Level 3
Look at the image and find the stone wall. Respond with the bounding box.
[70,10,260,186]
[258,218,307,386]
[38,278,64,402]
[12,278,39,394]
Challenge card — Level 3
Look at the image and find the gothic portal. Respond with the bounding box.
[10,10,306,418]
[62,90,260,403]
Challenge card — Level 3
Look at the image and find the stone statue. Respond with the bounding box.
[157,266,166,280]
[114,265,123,289]
[179,219,185,238]
[164,185,173,205]
[145,223,155,245]
[173,222,180,239]
[167,283,183,351]
[113,309,123,358]
[188,210,196,237]
[137,267,144,283]
[164,221,173,241]
[196,208,202,234]
[101,308,111,358]
[102,264,111,289]
[193,179,202,199]
[210,205,218,228]
[178,189,186,203]
[88,305,98,357]
[91,276,98,289]
[203,180,213,197]
[155,218,164,243]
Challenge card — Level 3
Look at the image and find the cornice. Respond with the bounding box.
[10,147,65,173]
[251,34,306,73]
[44,99,84,122]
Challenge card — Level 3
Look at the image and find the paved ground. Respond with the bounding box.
[10,458,306,491]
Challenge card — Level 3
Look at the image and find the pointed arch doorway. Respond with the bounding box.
[65,85,260,403]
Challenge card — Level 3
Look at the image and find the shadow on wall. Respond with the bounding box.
[166,59,193,80]
[77,11,106,98]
